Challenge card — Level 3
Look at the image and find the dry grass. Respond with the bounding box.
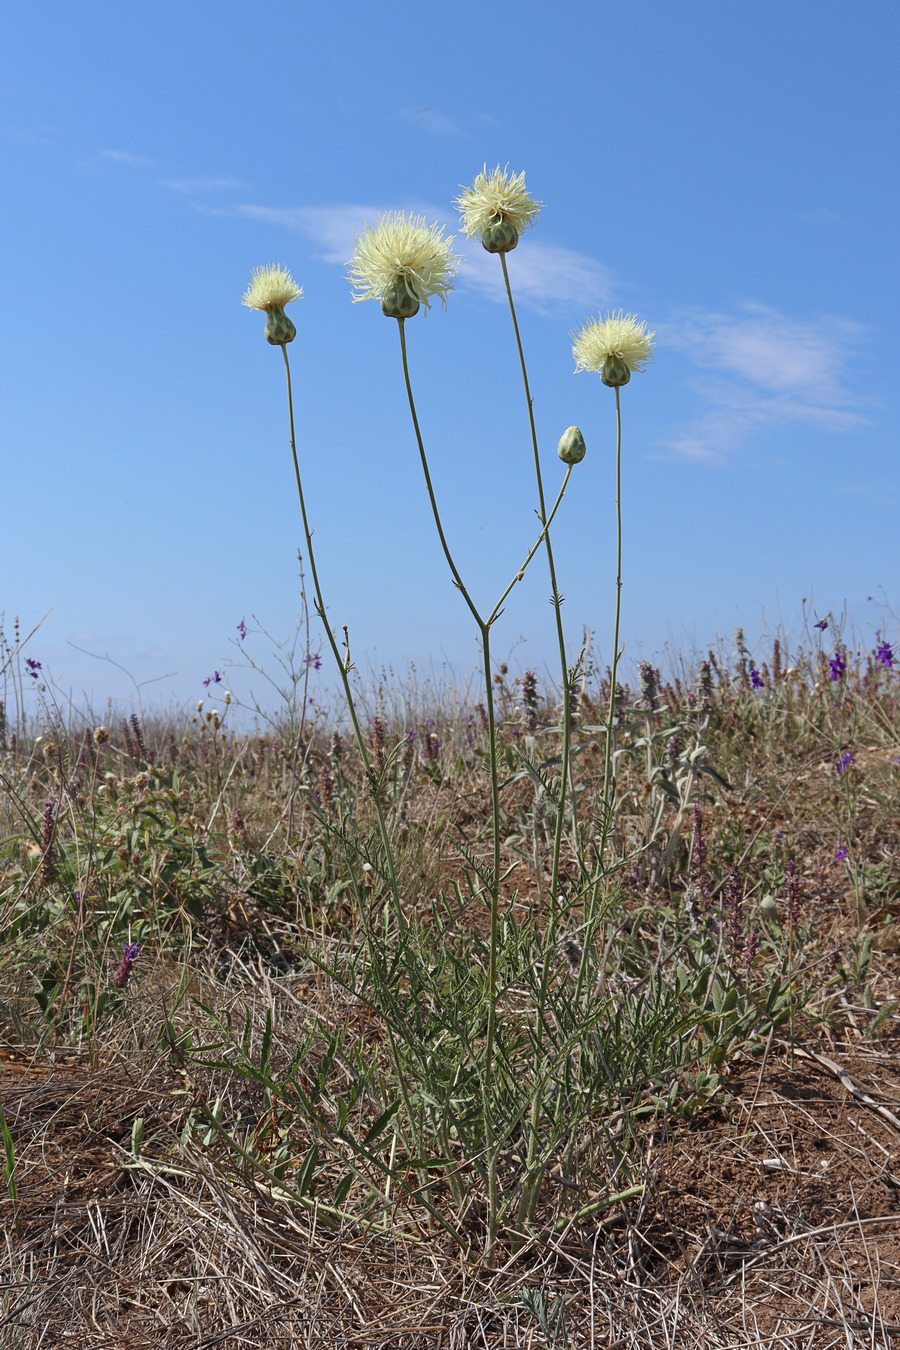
[2,636,900,1346]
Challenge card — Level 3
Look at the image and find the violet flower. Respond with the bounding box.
[750,667,765,689]
[829,651,847,681]
[112,942,141,989]
[876,638,894,669]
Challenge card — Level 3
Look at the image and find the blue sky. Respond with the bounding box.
[3,2,897,722]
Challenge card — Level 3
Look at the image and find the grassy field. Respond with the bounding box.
[2,627,900,1348]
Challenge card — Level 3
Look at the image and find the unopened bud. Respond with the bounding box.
[381,276,420,319]
[264,307,297,345]
[481,219,519,254]
[557,425,586,464]
[93,725,109,745]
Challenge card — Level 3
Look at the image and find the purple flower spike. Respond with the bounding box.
[876,639,894,669]
[814,618,828,632]
[113,942,141,989]
[834,846,849,861]
[237,620,247,641]
[750,667,765,690]
[26,658,42,679]
[829,651,847,681]
[836,750,856,774]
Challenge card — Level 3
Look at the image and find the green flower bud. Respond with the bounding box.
[600,355,632,387]
[481,219,519,254]
[557,425,587,464]
[381,276,421,319]
[264,307,297,345]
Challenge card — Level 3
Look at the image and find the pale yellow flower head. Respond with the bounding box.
[241,264,303,312]
[455,164,542,243]
[572,311,655,387]
[347,212,459,315]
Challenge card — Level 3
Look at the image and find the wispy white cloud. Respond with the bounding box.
[233,202,612,314]
[455,235,612,314]
[400,106,465,137]
[233,203,368,263]
[99,148,154,168]
[162,176,244,194]
[659,303,868,460]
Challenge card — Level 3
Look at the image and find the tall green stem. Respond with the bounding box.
[576,387,624,1004]
[394,316,574,1262]
[600,385,624,866]
[500,254,578,907]
[281,346,402,919]
[395,320,501,1257]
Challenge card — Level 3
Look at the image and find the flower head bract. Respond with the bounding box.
[347,212,459,311]
[572,312,655,376]
[455,164,542,240]
[242,264,303,312]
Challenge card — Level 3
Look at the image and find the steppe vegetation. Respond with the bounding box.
[2,620,900,1347]
[3,166,900,1347]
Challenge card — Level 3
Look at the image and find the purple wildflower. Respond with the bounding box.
[814,618,828,632]
[834,846,849,861]
[521,669,539,733]
[724,865,745,963]
[237,620,246,641]
[744,928,759,969]
[750,667,765,690]
[40,800,56,886]
[690,803,709,908]
[876,639,894,669]
[25,658,42,680]
[112,942,141,990]
[402,728,416,771]
[836,750,856,774]
[203,671,223,687]
[305,653,322,671]
[785,859,802,931]
[829,651,847,681]
[423,728,441,764]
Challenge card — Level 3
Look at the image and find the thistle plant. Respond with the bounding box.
[242,189,657,1264]
[347,208,576,1260]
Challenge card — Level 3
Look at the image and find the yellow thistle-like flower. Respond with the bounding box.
[455,164,542,253]
[242,264,302,311]
[242,264,302,345]
[347,212,459,318]
[572,311,655,387]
